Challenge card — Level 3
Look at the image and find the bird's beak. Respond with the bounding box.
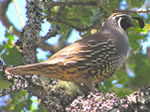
[132,17,145,29]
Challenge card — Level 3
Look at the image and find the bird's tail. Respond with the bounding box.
[5,62,57,78]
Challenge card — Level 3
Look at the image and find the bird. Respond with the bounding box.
[5,13,144,92]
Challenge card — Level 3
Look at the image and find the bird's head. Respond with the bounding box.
[104,13,144,31]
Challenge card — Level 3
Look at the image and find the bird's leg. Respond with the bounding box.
[76,82,99,94]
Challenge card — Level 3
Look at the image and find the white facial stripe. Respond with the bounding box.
[118,17,122,29]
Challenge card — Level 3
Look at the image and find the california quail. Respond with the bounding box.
[5,13,144,92]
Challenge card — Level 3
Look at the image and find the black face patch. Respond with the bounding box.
[120,17,134,31]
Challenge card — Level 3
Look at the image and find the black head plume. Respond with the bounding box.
[132,17,145,29]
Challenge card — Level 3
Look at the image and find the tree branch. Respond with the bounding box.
[55,19,93,32]
[67,84,150,112]
[0,0,21,37]
[113,9,150,14]
[38,40,68,54]
[45,1,97,8]
[21,0,43,64]
[41,25,60,41]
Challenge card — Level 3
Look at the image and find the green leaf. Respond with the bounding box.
[114,69,129,85]
[127,53,150,90]
[127,28,145,51]
[0,75,12,89]
[38,104,47,112]
[0,45,4,53]
[1,46,23,66]
[102,0,121,11]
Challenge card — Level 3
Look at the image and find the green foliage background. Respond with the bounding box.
[0,0,149,111]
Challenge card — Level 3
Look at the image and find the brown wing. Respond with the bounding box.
[47,33,112,65]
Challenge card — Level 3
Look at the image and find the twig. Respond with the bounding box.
[42,25,59,41]
[55,18,93,32]
[55,5,65,19]
[147,47,150,61]
[38,40,68,54]
[0,0,21,37]
[45,1,97,8]
[113,9,150,14]
[47,15,93,32]
[14,0,25,28]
